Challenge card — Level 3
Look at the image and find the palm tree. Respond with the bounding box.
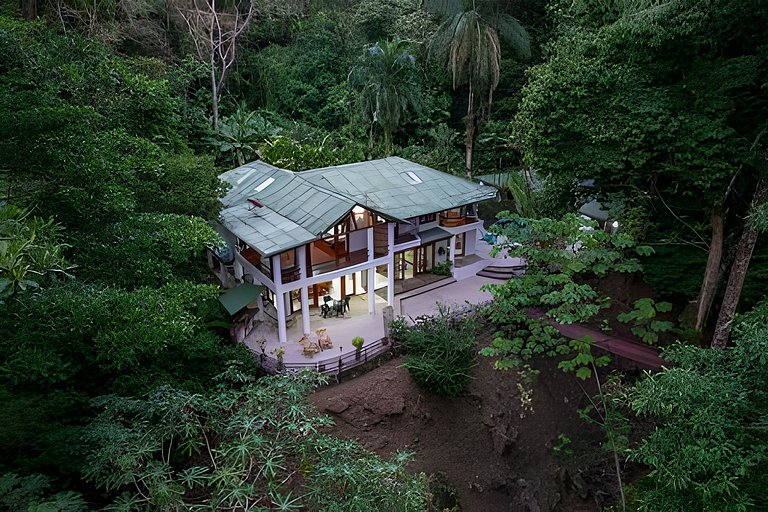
[425,0,530,178]
[349,38,423,156]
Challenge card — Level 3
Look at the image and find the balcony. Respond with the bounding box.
[240,247,272,279]
[439,212,478,227]
[311,248,369,275]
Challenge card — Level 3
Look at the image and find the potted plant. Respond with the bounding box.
[271,346,285,371]
[352,336,364,360]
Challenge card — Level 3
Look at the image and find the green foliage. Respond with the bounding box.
[352,336,365,350]
[136,150,227,219]
[482,213,649,369]
[349,38,424,155]
[399,123,463,175]
[617,298,674,345]
[552,434,573,457]
[83,370,428,510]
[0,473,88,512]
[641,245,707,299]
[0,205,74,300]
[206,107,282,166]
[243,12,354,130]
[0,16,218,229]
[260,134,366,171]
[0,282,244,393]
[431,260,452,276]
[396,309,477,396]
[630,299,768,511]
[557,336,611,381]
[73,213,222,289]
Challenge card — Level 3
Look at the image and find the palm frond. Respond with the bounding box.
[421,0,466,17]
[491,13,531,59]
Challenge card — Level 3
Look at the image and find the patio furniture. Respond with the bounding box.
[343,296,351,312]
[321,303,331,318]
[299,335,321,356]
[316,328,332,349]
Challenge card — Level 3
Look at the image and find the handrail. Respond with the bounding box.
[258,336,393,376]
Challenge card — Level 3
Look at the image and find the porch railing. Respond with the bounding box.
[256,336,393,377]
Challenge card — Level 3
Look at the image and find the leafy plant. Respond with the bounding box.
[617,298,674,345]
[482,213,650,369]
[552,434,573,457]
[431,260,452,276]
[397,307,477,396]
[0,473,87,512]
[349,37,424,155]
[630,299,768,511]
[83,370,428,510]
[558,336,628,512]
[0,205,74,300]
[352,336,365,350]
[206,106,282,166]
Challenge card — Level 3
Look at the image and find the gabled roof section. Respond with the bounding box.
[217,158,498,257]
[218,161,356,257]
[300,157,498,219]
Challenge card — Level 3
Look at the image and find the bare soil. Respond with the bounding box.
[312,341,617,511]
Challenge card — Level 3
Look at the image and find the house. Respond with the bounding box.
[211,156,498,344]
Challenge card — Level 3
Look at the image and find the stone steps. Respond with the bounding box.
[477,265,525,281]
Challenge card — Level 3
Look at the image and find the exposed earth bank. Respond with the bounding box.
[311,351,615,511]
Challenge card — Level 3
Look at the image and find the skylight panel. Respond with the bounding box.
[402,171,423,185]
[253,177,275,193]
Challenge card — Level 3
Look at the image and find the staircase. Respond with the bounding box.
[477,264,525,281]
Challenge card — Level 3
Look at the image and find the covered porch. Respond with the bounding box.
[241,291,389,370]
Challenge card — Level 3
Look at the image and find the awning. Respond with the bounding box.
[219,283,264,315]
[419,226,453,245]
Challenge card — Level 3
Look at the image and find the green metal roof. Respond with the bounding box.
[217,157,497,257]
[301,157,498,220]
[219,282,264,315]
[219,161,356,257]
[476,173,512,189]
[419,226,452,244]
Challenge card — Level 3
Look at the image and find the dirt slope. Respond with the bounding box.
[311,352,611,511]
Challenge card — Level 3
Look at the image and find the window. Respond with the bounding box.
[419,213,436,224]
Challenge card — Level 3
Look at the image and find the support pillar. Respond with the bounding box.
[449,235,457,263]
[368,265,376,315]
[387,222,395,306]
[273,255,287,343]
[367,227,376,314]
[297,245,311,335]
[275,289,287,344]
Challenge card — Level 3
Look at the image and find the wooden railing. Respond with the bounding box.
[439,213,480,228]
[256,336,393,376]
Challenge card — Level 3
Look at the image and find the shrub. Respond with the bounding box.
[399,309,477,396]
[352,336,365,350]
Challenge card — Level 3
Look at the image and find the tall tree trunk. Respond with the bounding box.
[694,208,725,330]
[465,83,475,179]
[211,64,220,131]
[712,177,768,348]
[20,0,36,19]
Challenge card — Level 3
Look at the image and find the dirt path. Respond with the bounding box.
[311,351,610,511]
